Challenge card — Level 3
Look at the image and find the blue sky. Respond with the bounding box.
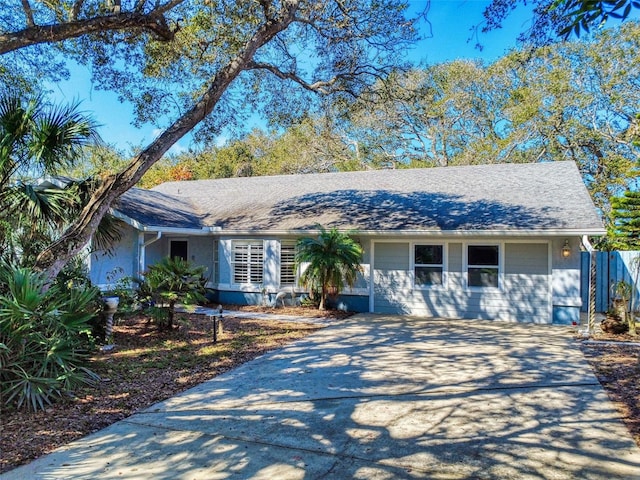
[46,1,549,154]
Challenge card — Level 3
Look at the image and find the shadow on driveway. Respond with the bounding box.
[3,315,640,479]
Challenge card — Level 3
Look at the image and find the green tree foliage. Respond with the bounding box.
[610,190,640,249]
[482,0,639,45]
[137,256,207,331]
[0,93,105,264]
[341,23,640,216]
[140,118,356,186]
[0,263,100,411]
[295,227,363,311]
[0,1,420,280]
[64,144,131,179]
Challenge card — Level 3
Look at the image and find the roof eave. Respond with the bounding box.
[169,227,607,237]
[111,210,606,237]
[110,209,211,235]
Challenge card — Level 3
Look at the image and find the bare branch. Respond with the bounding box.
[247,61,343,95]
[21,0,35,27]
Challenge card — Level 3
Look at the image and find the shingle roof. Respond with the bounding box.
[115,161,605,234]
[115,188,202,229]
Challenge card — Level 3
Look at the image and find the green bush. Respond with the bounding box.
[0,263,100,411]
[137,257,207,331]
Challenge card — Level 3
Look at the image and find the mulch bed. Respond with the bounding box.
[0,311,330,473]
[1,310,639,474]
[579,330,640,448]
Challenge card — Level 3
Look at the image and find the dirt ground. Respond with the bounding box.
[1,309,639,474]
[579,330,640,449]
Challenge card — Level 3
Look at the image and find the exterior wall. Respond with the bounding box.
[215,235,371,309]
[91,228,582,322]
[372,238,554,323]
[90,230,217,289]
[551,237,582,324]
[89,224,138,287]
[141,235,216,277]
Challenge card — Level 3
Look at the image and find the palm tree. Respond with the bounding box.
[0,92,103,265]
[295,226,363,310]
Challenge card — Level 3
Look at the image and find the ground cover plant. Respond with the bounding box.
[0,264,100,412]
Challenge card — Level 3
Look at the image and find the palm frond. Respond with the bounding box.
[3,183,78,227]
[29,101,101,174]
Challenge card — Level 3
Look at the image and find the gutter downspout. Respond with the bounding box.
[582,235,596,335]
[139,232,162,278]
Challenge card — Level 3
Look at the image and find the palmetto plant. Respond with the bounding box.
[0,92,123,266]
[295,226,363,310]
[137,257,207,331]
[0,263,100,411]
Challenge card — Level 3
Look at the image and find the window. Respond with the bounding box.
[170,240,188,261]
[232,241,264,284]
[280,241,297,286]
[467,245,499,288]
[414,244,443,286]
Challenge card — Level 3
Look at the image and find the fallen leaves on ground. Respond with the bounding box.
[580,334,640,448]
[0,312,326,473]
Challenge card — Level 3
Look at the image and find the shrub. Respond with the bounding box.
[137,257,207,331]
[0,263,100,411]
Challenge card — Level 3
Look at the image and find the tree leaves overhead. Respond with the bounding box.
[2,1,419,135]
[0,1,421,279]
[482,0,639,46]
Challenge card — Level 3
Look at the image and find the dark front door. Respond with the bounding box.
[170,240,188,261]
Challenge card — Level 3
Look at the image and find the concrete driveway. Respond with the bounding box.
[4,315,640,479]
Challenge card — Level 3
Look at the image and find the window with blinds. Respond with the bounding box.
[232,241,264,284]
[280,241,297,286]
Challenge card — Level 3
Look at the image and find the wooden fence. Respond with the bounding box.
[581,251,640,313]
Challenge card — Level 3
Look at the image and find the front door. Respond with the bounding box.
[170,240,188,261]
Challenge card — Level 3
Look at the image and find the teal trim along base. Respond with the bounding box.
[553,305,580,325]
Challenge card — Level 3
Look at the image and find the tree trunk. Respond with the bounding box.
[167,299,176,331]
[319,288,326,311]
[34,4,298,280]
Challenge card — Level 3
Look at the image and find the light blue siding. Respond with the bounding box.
[551,238,582,324]
[373,240,553,323]
[92,227,580,323]
[89,224,138,287]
